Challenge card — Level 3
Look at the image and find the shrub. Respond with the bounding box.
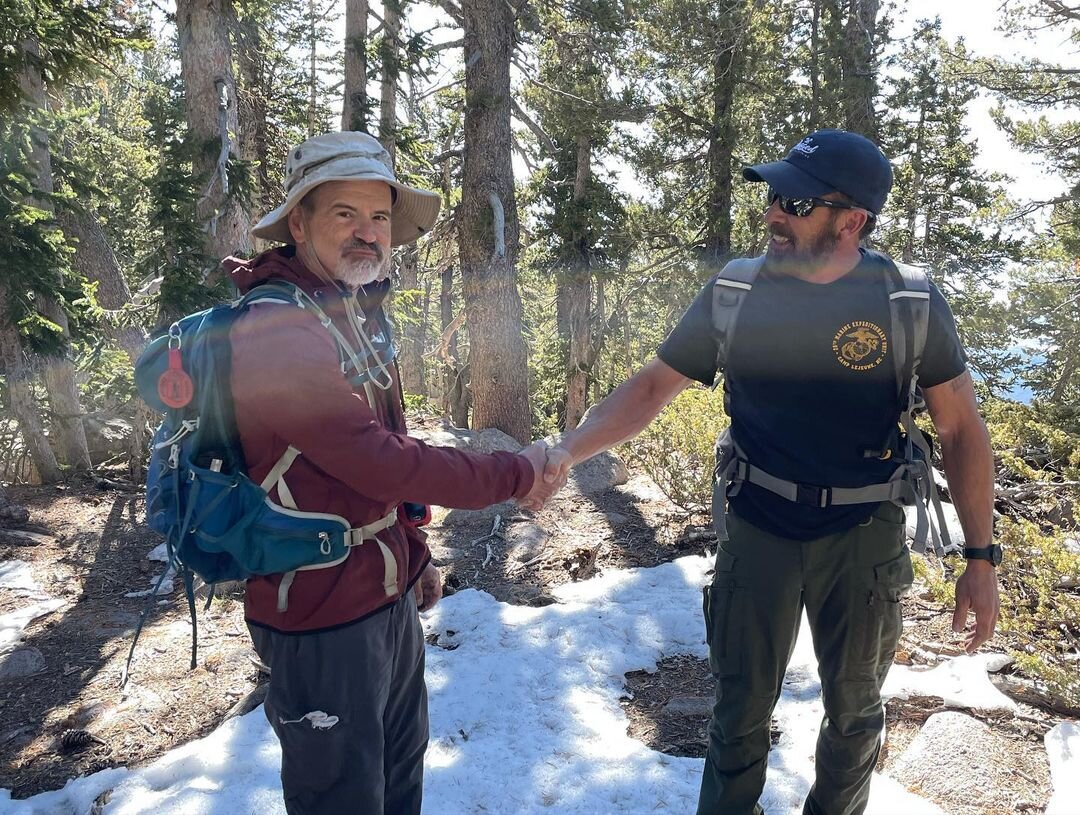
[621,384,729,510]
[913,518,1080,708]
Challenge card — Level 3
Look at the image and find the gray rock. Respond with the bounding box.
[84,416,133,460]
[410,425,520,454]
[661,695,714,718]
[605,512,630,526]
[429,546,464,566]
[506,523,550,563]
[0,647,46,680]
[887,710,1011,807]
[566,452,629,495]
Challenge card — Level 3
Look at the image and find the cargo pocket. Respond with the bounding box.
[853,548,914,678]
[703,549,742,677]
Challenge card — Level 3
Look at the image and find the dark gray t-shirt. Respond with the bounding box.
[658,250,967,540]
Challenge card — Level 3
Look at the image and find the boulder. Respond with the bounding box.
[0,647,46,680]
[505,522,550,563]
[84,416,133,461]
[887,711,1014,809]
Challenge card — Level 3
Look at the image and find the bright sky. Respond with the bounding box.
[890,0,1074,203]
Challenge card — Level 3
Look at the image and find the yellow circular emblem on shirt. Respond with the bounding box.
[832,321,887,371]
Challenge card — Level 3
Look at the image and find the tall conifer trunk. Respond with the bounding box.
[20,38,91,473]
[458,0,531,443]
[177,0,251,263]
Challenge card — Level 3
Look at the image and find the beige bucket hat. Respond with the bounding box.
[251,131,442,247]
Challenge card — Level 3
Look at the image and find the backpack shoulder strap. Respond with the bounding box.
[711,255,766,375]
[874,252,930,406]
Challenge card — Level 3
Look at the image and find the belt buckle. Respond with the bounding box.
[796,483,830,508]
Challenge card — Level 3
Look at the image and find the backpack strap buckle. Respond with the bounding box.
[796,483,831,508]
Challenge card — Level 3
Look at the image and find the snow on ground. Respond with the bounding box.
[1045,721,1080,815]
[884,653,1017,713]
[0,552,1051,815]
[0,561,65,652]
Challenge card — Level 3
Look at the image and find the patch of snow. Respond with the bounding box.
[1046,721,1080,815]
[146,543,169,563]
[0,600,65,652]
[0,561,47,599]
[883,653,1018,712]
[124,564,177,599]
[0,555,952,814]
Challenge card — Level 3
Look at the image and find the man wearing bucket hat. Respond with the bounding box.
[225,131,550,815]
[535,130,998,814]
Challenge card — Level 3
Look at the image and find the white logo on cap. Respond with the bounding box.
[792,138,819,156]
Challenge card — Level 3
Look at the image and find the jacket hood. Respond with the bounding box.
[224,246,391,311]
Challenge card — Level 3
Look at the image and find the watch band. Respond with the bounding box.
[963,544,1002,566]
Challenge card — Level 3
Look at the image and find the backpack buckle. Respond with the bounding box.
[796,483,830,508]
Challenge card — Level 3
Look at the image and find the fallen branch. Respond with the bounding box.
[989,673,1080,718]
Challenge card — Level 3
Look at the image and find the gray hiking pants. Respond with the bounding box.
[249,591,429,815]
[697,503,913,815]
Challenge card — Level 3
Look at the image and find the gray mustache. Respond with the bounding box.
[343,241,384,261]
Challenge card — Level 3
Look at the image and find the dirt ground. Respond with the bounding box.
[0,470,1063,813]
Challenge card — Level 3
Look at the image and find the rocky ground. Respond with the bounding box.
[0,420,1065,812]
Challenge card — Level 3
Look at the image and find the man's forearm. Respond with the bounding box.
[558,360,691,465]
[938,420,995,549]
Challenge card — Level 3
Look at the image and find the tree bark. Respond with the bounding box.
[703,5,742,266]
[342,0,370,132]
[397,245,426,396]
[379,0,403,161]
[58,207,152,477]
[0,282,61,484]
[842,0,880,140]
[563,133,593,431]
[458,0,531,443]
[440,265,470,427]
[20,39,91,473]
[177,0,252,263]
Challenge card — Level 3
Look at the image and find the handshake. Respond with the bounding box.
[514,441,574,512]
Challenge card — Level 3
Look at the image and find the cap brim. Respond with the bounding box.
[742,160,833,199]
[251,176,442,247]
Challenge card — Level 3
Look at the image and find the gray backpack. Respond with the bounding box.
[710,252,951,555]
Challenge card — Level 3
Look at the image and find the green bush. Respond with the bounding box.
[912,517,1080,708]
[621,384,729,510]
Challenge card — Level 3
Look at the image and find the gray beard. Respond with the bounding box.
[338,255,390,289]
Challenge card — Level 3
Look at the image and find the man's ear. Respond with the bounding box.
[288,206,307,245]
[837,208,868,240]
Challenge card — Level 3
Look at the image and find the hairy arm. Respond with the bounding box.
[923,369,999,651]
[538,359,693,492]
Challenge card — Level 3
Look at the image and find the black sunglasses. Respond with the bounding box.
[768,190,864,218]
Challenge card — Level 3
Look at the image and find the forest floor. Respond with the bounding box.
[0,458,1061,813]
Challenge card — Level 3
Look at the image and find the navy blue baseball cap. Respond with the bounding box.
[742,129,893,215]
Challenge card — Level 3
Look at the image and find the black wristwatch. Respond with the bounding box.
[963,544,1003,567]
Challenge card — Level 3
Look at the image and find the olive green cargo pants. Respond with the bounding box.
[697,503,913,815]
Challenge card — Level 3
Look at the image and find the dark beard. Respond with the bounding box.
[766,217,841,279]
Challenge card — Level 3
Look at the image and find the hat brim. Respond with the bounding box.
[742,160,834,199]
[251,175,442,248]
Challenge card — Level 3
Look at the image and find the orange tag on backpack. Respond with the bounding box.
[158,347,194,408]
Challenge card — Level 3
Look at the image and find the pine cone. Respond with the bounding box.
[59,728,104,753]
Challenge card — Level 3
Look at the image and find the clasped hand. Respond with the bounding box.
[515,442,573,511]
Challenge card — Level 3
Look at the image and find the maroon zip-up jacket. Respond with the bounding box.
[228,247,534,633]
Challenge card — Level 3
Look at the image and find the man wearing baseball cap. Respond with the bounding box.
[226,131,549,814]
[538,129,998,814]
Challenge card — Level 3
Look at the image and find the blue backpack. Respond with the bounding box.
[127,280,397,682]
